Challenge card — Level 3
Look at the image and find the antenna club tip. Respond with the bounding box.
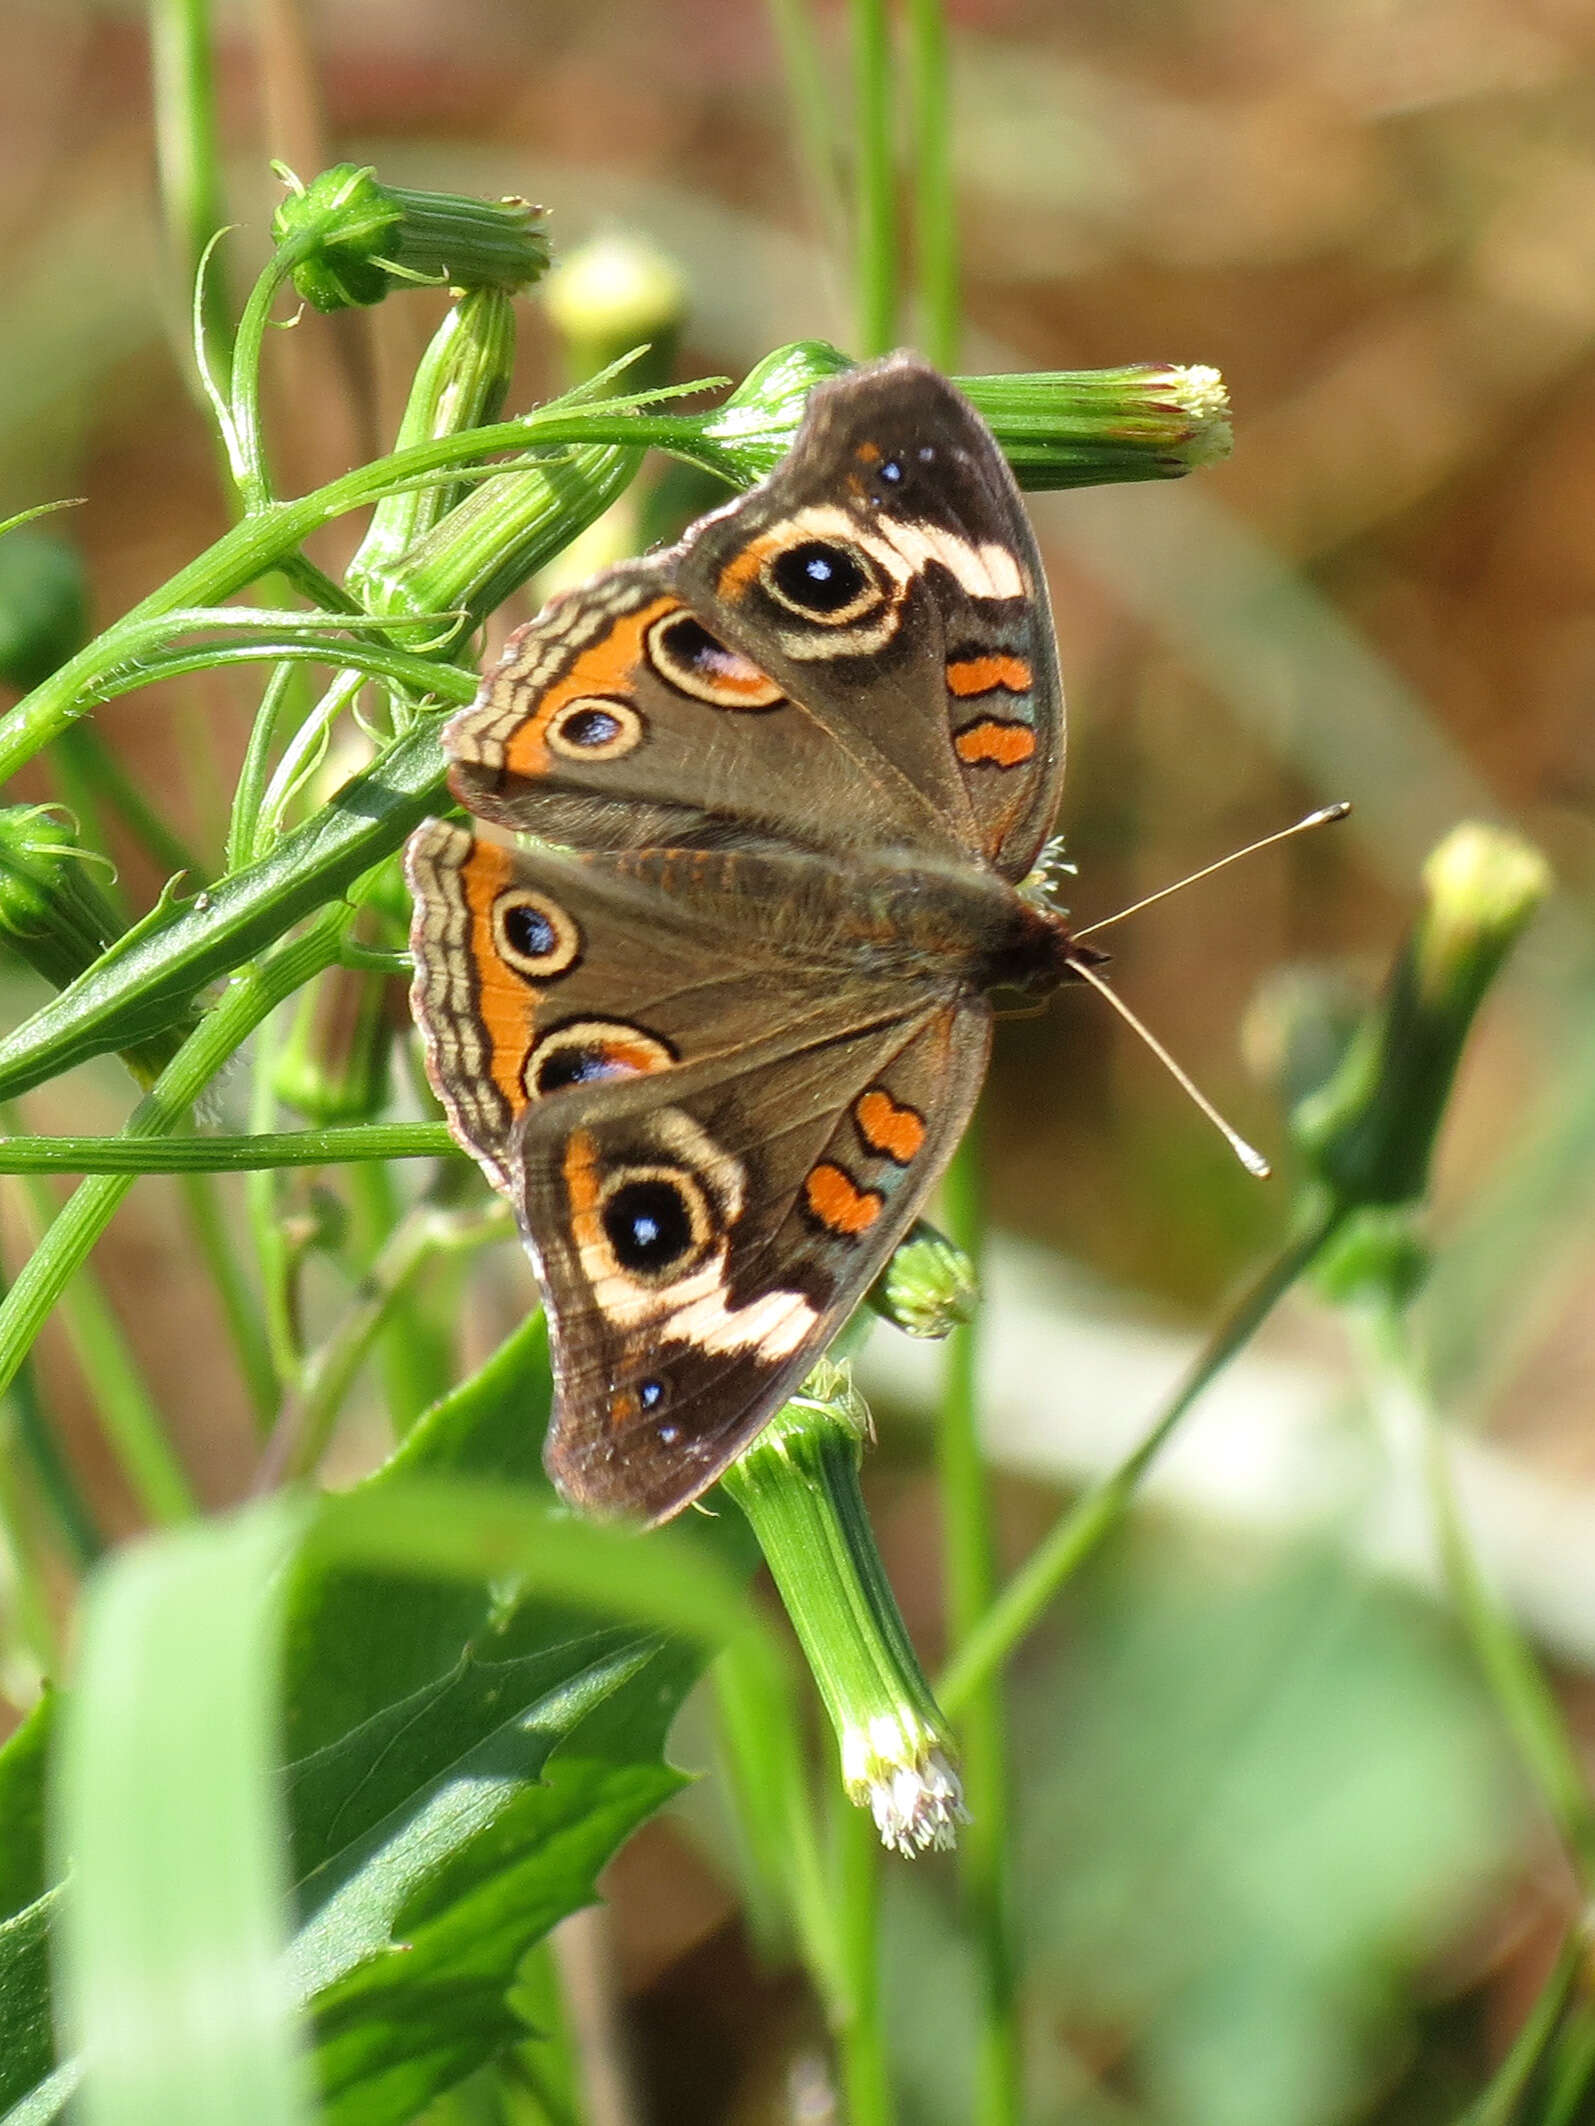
[1315,801,1353,824]
[1239,1146,1273,1179]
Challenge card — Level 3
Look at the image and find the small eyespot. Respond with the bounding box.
[546,695,645,761]
[639,1379,666,1411]
[880,458,903,484]
[494,889,580,978]
[917,444,936,463]
[603,1178,696,1275]
[657,1419,680,1444]
[645,610,784,708]
[525,1018,675,1101]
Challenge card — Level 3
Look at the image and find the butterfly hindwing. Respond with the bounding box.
[520,1000,990,1523]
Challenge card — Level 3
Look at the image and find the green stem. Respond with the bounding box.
[348,1158,452,1433]
[905,0,957,369]
[0,1259,103,1567]
[834,1789,892,2126]
[1456,1930,1582,2126]
[711,1633,843,2005]
[149,0,232,395]
[850,0,898,358]
[767,0,849,263]
[227,662,298,873]
[260,1198,511,1487]
[0,1124,457,1172]
[937,1117,1019,2126]
[247,1010,301,1398]
[14,1168,198,1526]
[179,1171,277,1426]
[0,906,349,1412]
[938,1200,1349,1715]
[1363,1297,1595,1888]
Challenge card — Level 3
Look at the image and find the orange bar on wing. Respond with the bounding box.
[854,1088,926,1164]
[954,719,1037,767]
[946,653,1032,697]
[804,1161,884,1235]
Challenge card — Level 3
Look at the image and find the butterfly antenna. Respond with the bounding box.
[1066,954,1272,1178]
[1073,803,1350,941]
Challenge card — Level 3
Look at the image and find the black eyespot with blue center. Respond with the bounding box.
[536,1044,614,1094]
[769,539,871,618]
[563,705,620,747]
[494,888,580,978]
[639,1378,665,1411]
[880,457,903,483]
[603,1178,695,1275]
[504,903,554,958]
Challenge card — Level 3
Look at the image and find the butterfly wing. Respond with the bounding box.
[444,355,1063,880]
[522,998,988,1524]
[406,819,989,1522]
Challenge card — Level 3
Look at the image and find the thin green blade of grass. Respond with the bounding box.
[54,1493,315,2126]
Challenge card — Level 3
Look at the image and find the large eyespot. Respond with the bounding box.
[762,537,882,625]
[645,609,784,708]
[524,1017,675,1100]
[493,888,581,979]
[599,1164,714,1284]
[545,695,645,761]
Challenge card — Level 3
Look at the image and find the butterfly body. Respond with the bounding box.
[407,352,1076,1522]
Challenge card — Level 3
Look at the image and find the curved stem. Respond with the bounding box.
[938,1200,1349,1715]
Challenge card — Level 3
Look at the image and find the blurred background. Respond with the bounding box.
[3,2,1595,2121]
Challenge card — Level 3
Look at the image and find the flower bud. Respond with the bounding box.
[271,164,549,313]
[347,288,518,607]
[673,344,1231,493]
[544,233,687,392]
[718,1360,967,1857]
[867,1218,979,1338]
[272,964,396,1125]
[1294,824,1552,1209]
[961,362,1232,488]
[0,807,187,1086]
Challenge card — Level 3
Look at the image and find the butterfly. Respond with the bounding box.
[406,351,1092,1524]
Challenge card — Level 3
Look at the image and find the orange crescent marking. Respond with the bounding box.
[954,718,1037,768]
[714,531,782,603]
[854,1088,927,1165]
[503,595,679,780]
[458,839,537,1116]
[563,1129,603,1250]
[947,653,1032,697]
[804,1161,885,1236]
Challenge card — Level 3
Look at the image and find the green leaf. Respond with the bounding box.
[0,720,449,1102]
[0,1897,57,2119]
[54,1494,315,2126]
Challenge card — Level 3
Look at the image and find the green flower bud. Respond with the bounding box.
[719,1360,966,1857]
[1294,824,1552,1209]
[0,531,89,692]
[961,362,1232,488]
[272,964,396,1125]
[868,1218,979,1338]
[362,440,640,642]
[347,289,519,607]
[673,343,1231,494]
[271,164,550,313]
[545,233,688,392]
[0,807,187,1086]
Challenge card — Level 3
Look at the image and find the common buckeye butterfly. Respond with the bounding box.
[407,352,1093,1523]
